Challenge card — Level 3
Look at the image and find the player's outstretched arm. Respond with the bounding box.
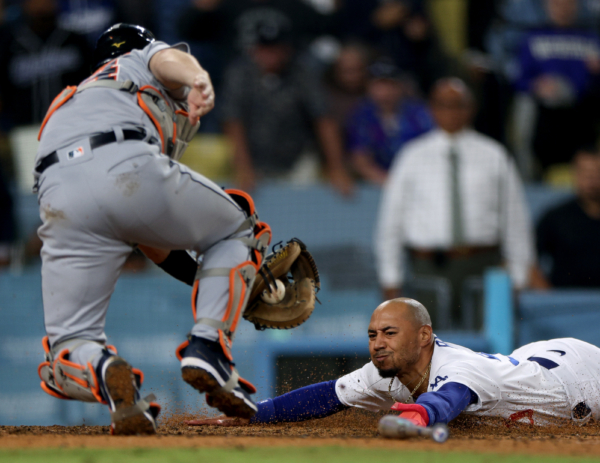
[187,380,349,426]
[149,48,214,123]
[392,382,477,427]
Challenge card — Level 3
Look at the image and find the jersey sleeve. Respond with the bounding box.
[335,362,409,411]
[138,41,190,70]
[416,382,477,424]
[430,361,500,412]
[119,41,191,100]
[250,380,348,423]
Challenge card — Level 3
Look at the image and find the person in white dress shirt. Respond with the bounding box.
[375,77,547,329]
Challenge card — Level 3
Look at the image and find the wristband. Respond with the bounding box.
[391,402,430,427]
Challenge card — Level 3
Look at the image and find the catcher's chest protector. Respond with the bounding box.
[38,77,200,160]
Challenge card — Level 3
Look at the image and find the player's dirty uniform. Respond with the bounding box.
[249,337,600,426]
[35,40,245,354]
[34,26,269,434]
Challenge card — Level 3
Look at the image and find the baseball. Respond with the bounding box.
[261,279,286,305]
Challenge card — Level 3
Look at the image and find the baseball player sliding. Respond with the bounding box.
[190,298,600,430]
[34,24,319,435]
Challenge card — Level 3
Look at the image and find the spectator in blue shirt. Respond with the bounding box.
[513,0,600,169]
[346,58,433,185]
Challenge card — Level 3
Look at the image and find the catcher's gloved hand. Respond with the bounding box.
[244,238,320,330]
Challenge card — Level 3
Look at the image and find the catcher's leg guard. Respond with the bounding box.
[191,189,271,343]
[38,337,114,402]
[38,337,160,435]
[179,189,270,418]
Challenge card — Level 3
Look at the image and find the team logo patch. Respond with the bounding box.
[430,375,448,389]
[112,41,126,48]
[67,147,84,159]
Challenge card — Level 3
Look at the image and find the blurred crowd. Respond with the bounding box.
[1,0,600,329]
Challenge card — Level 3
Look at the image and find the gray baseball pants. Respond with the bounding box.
[36,131,250,367]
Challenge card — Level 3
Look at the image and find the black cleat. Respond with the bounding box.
[97,355,160,435]
[179,336,257,419]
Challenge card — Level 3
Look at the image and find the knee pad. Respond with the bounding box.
[190,190,272,357]
[38,337,144,403]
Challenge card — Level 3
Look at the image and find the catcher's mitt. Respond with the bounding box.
[244,238,320,330]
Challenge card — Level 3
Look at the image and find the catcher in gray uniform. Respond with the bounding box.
[34,23,319,435]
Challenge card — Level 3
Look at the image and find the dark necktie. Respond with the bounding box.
[449,145,464,246]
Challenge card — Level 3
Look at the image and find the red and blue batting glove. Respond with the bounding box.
[390,403,429,427]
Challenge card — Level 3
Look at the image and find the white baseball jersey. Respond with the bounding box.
[335,336,600,424]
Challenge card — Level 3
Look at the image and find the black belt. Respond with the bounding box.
[35,129,154,175]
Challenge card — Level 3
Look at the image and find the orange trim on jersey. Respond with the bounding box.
[83,61,111,84]
[95,61,111,74]
[40,381,71,401]
[38,86,77,141]
[191,279,199,322]
[107,61,119,79]
[175,340,189,361]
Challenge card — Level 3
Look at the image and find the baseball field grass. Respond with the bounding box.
[1,447,600,463]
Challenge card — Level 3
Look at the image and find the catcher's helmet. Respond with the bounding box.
[93,23,155,71]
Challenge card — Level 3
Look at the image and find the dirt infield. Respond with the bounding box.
[2,410,600,457]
